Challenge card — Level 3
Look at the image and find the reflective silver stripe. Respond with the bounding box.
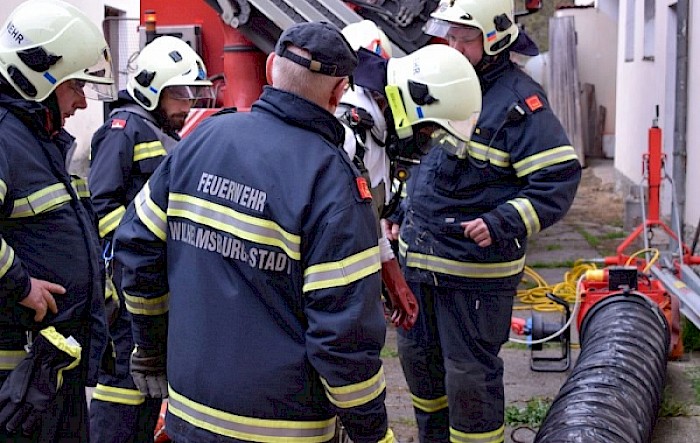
[405,252,525,279]
[10,183,71,218]
[167,193,301,260]
[168,386,336,442]
[0,239,15,279]
[513,145,578,177]
[410,393,448,413]
[468,140,510,167]
[450,424,505,443]
[0,350,27,370]
[71,177,90,198]
[124,291,169,316]
[98,205,127,238]
[134,182,167,241]
[321,366,386,408]
[0,179,6,205]
[507,197,540,236]
[133,141,166,162]
[92,384,145,405]
[303,245,380,293]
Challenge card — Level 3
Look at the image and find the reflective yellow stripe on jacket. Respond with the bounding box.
[92,384,145,405]
[0,179,7,205]
[133,141,166,162]
[303,245,380,293]
[10,178,89,218]
[167,385,337,442]
[507,197,540,236]
[98,205,127,238]
[134,182,167,241]
[0,239,15,280]
[124,291,169,316]
[167,193,301,260]
[0,350,27,371]
[513,145,578,177]
[399,243,525,279]
[321,366,386,409]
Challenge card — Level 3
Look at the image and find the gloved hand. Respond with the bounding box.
[0,326,81,436]
[382,257,419,330]
[131,346,168,398]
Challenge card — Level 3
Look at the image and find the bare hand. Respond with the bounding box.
[381,219,400,242]
[461,218,492,247]
[20,278,64,322]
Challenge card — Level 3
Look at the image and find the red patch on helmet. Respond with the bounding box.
[111,119,127,129]
[525,95,543,112]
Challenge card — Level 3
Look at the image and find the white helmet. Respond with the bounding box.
[0,0,116,102]
[342,20,393,59]
[385,44,481,157]
[426,0,519,56]
[127,36,213,111]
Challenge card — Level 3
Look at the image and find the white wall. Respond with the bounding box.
[0,0,139,175]
[613,0,699,231]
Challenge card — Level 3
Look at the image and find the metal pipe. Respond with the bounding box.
[534,293,669,443]
[673,0,689,238]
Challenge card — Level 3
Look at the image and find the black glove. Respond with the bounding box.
[130,346,167,398]
[0,327,81,436]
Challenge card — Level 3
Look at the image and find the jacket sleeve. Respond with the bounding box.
[88,125,135,241]
[482,104,582,243]
[303,199,389,442]
[0,148,32,312]
[112,157,171,354]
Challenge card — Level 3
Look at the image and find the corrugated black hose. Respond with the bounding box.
[535,292,670,443]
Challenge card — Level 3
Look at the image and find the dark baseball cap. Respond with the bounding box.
[275,21,358,77]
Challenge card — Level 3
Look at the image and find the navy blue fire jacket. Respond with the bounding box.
[89,91,180,240]
[0,92,107,385]
[113,86,390,442]
[394,55,582,291]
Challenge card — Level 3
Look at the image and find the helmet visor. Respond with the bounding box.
[448,110,480,142]
[165,85,216,108]
[72,47,117,101]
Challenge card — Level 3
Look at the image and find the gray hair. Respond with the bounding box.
[271,46,342,106]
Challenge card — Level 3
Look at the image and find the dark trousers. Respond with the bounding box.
[397,282,514,443]
[89,271,161,443]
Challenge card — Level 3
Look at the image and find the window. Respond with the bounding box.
[642,0,655,60]
[625,0,636,62]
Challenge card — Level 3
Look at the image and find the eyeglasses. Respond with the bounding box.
[446,27,483,44]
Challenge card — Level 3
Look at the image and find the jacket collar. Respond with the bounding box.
[253,86,346,147]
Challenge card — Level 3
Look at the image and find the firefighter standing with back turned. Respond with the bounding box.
[88,35,213,443]
[0,0,116,441]
[113,21,396,443]
[383,1,583,442]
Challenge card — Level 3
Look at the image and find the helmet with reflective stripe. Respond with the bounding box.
[0,0,116,102]
[426,0,519,56]
[127,35,213,111]
[385,44,481,153]
[342,20,393,59]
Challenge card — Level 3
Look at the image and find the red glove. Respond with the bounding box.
[381,258,418,330]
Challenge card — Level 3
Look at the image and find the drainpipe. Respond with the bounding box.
[673,0,689,239]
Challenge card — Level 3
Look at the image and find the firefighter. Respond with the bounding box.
[87,35,213,443]
[383,0,583,442]
[0,0,116,441]
[112,21,396,443]
[334,21,420,332]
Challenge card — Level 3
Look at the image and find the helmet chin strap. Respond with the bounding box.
[41,92,63,135]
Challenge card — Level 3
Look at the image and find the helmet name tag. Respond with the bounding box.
[3,21,30,47]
